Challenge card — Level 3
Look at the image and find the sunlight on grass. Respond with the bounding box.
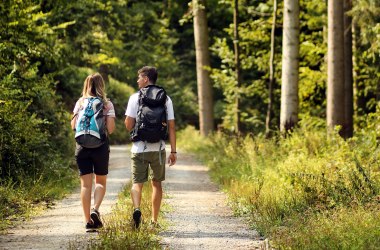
[70,181,168,249]
[0,169,78,232]
[178,125,380,249]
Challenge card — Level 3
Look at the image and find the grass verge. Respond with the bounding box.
[0,166,78,232]
[71,181,167,249]
[178,124,380,249]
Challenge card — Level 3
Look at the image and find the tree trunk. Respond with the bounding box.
[233,0,241,134]
[280,0,300,133]
[343,0,353,138]
[352,23,366,116]
[99,64,109,83]
[266,0,278,137]
[193,0,214,136]
[327,0,345,134]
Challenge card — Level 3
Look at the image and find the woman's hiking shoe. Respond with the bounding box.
[132,208,142,229]
[90,208,103,228]
[85,220,98,232]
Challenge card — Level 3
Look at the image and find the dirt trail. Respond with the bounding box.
[0,147,268,249]
[0,145,131,250]
[161,153,267,249]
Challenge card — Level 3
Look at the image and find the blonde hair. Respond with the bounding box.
[81,73,108,102]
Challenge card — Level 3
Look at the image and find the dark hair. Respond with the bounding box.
[138,66,158,84]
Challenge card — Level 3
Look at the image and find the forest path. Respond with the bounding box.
[0,147,267,249]
[160,153,267,249]
[0,145,131,250]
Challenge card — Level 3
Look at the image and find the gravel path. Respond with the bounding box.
[160,153,268,249]
[0,147,269,249]
[0,145,131,250]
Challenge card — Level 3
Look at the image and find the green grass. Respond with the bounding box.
[72,181,167,249]
[178,123,380,249]
[0,166,78,232]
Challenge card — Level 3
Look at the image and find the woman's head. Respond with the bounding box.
[82,73,106,100]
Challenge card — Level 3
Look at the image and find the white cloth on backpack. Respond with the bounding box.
[125,92,174,153]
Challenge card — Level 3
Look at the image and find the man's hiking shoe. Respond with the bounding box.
[85,220,98,232]
[132,208,142,229]
[90,208,103,228]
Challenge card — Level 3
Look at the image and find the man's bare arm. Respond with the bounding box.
[167,119,177,166]
[125,116,136,132]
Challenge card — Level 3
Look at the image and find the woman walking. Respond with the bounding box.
[71,73,116,231]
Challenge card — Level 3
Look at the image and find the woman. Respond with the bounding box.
[71,73,116,231]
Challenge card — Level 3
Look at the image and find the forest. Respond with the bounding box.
[1,0,379,248]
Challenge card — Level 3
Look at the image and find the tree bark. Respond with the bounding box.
[99,64,109,83]
[327,0,345,134]
[233,0,241,134]
[266,0,278,137]
[193,0,214,136]
[280,0,299,133]
[352,23,365,116]
[343,0,353,138]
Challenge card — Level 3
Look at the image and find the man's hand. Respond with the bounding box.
[168,152,177,166]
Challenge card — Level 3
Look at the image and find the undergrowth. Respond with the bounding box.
[0,163,78,232]
[178,117,380,249]
[71,182,167,249]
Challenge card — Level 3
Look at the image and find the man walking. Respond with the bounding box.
[124,66,177,228]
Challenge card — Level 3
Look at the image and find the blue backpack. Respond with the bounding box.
[75,97,106,148]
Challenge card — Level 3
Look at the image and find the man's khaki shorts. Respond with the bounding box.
[131,150,166,183]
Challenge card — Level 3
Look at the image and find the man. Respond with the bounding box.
[124,66,177,228]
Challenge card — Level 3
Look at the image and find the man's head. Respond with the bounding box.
[137,66,158,89]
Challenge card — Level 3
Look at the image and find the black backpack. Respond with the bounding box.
[131,85,168,143]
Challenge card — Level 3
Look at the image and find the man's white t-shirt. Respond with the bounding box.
[125,92,175,153]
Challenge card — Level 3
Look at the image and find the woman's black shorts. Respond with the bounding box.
[75,142,109,176]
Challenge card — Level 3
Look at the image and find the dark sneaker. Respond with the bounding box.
[90,208,103,228]
[85,220,98,232]
[132,208,142,229]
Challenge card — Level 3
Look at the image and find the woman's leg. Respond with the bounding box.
[94,174,107,210]
[80,173,93,223]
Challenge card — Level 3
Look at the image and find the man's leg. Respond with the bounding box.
[94,174,107,210]
[131,183,144,228]
[131,183,144,209]
[80,174,93,223]
[151,180,162,222]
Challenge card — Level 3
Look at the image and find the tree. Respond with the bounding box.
[280,0,300,132]
[344,0,353,138]
[266,0,278,137]
[233,0,242,134]
[193,0,214,136]
[327,0,345,134]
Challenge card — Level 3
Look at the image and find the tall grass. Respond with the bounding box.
[75,182,165,249]
[178,119,380,249]
[0,165,78,232]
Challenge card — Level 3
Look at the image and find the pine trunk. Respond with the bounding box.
[327,0,345,134]
[266,0,278,137]
[280,0,300,132]
[193,0,214,136]
[233,0,241,134]
[344,0,353,138]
